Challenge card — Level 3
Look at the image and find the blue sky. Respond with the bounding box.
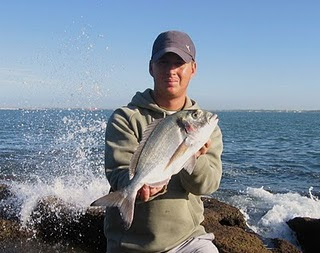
[1,1,319,110]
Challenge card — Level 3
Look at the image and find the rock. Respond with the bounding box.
[0,184,20,221]
[0,219,44,253]
[270,238,302,253]
[287,217,320,253]
[0,219,31,240]
[203,197,270,253]
[202,197,248,230]
[30,196,106,252]
[0,184,12,200]
[34,196,277,253]
[202,197,300,253]
[0,186,301,253]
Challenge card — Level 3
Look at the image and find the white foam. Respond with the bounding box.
[10,176,110,226]
[230,186,320,244]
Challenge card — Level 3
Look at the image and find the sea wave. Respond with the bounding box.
[228,186,320,244]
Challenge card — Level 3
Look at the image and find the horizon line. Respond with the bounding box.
[1,107,320,112]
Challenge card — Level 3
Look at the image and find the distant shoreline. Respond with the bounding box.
[1,107,320,113]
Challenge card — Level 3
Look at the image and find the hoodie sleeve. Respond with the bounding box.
[105,108,140,191]
[179,125,223,195]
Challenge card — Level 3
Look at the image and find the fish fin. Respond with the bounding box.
[183,155,196,175]
[90,189,136,230]
[129,118,164,179]
[90,190,126,207]
[165,140,190,170]
[120,193,136,230]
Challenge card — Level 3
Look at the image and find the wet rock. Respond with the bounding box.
[0,184,11,219]
[202,197,301,253]
[0,219,30,241]
[287,217,320,253]
[270,238,302,253]
[0,184,20,221]
[0,188,301,253]
[0,236,88,253]
[0,219,44,253]
[202,197,269,253]
[202,197,248,230]
[0,184,12,200]
[30,196,106,252]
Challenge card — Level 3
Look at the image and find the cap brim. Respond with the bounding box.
[152,47,193,63]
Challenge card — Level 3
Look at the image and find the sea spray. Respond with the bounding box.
[0,109,111,233]
[8,177,109,228]
[32,18,112,109]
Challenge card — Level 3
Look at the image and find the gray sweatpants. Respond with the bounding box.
[106,233,218,253]
[166,233,219,253]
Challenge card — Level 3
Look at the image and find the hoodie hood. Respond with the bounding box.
[128,88,200,113]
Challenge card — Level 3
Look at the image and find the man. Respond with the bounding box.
[104,30,222,252]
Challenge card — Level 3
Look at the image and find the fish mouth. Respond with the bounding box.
[208,113,218,123]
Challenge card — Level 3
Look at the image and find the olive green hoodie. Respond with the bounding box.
[104,88,223,252]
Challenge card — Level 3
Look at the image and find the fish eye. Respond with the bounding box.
[192,111,199,118]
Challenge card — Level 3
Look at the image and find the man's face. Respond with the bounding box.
[150,53,196,100]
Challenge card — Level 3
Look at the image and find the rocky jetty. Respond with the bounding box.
[0,183,305,252]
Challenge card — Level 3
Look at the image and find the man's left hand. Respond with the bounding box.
[195,139,211,158]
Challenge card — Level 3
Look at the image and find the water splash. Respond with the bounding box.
[309,186,318,201]
[10,176,109,227]
[230,186,320,244]
[0,109,111,229]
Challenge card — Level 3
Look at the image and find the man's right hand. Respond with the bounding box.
[137,184,165,202]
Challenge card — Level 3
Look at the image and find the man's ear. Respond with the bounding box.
[149,60,153,77]
[191,61,197,78]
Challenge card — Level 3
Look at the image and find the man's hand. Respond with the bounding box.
[137,185,165,202]
[195,139,211,158]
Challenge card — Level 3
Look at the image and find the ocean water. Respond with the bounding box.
[217,110,320,243]
[0,109,320,245]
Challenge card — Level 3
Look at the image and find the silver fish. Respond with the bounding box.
[91,109,218,229]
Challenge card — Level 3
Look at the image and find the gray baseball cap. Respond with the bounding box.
[151,30,196,63]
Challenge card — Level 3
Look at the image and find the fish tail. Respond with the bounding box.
[90,189,136,230]
[118,191,136,230]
